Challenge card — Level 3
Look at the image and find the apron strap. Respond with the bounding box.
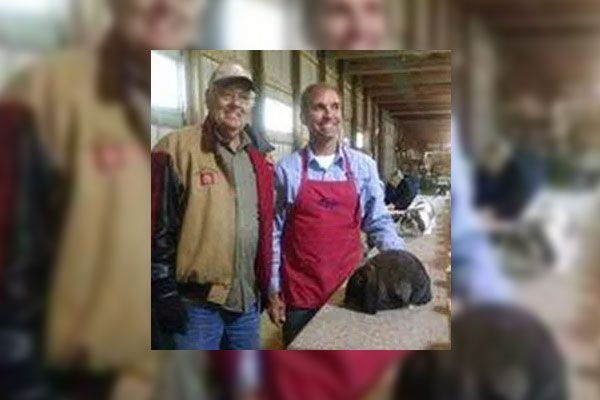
[300,147,310,184]
[341,147,356,182]
[340,147,362,225]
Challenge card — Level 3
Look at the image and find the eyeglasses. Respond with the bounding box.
[216,89,255,105]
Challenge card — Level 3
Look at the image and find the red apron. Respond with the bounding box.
[261,350,410,400]
[282,148,363,309]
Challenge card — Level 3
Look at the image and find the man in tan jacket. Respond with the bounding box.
[1,0,205,398]
[151,62,274,350]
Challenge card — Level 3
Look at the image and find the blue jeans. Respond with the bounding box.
[174,299,260,350]
[282,308,318,347]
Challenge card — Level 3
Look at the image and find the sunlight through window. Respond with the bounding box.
[151,52,184,109]
[264,97,293,134]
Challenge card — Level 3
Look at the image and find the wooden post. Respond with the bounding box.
[350,76,358,148]
[291,51,304,150]
[378,108,386,177]
[185,50,202,125]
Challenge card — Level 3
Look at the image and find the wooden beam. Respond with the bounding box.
[378,98,450,107]
[366,84,452,98]
[382,99,451,107]
[391,110,451,117]
[327,50,450,60]
[384,104,450,112]
[489,13,600,33]
[344,53,451,75]
[393,116,451,123]
[347,65,451,76]
[460,0,600,15]
[362,72,451,88]
[370,94,451,103]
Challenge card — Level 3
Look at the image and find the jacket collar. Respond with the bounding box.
[200,116,252,154]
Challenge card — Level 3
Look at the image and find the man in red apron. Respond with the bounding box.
[269,83,405,346]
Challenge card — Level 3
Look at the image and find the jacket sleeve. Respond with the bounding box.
[151,152,184,297]
[0,101,60,399]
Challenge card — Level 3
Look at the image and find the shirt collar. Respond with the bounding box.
[214,126,251,154]
[306,140,345,168]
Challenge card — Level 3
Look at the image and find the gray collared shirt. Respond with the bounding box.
[215,130,259,313]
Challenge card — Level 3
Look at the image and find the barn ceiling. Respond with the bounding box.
[460,0,600,98]
[326,50,452,147]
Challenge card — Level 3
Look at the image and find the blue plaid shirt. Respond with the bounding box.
[271,145,405,293]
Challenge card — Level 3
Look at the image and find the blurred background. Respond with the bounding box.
[451,2,600,400]
[1,0,600,399]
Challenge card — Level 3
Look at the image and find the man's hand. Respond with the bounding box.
[156,294,188,334]
[267,292,286,327]
[153,279,188,334]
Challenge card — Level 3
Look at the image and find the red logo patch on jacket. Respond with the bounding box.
[93,142,144,173]
[198,169,218,187]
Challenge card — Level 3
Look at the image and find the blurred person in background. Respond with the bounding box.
[385,169,420,211]
[1,0,205,399]
[268,83,406,346]
[475,135,546,221]
[303,0,390,49]
[451,129,513,303]
[396,304,567,400]
[152,61,274,350]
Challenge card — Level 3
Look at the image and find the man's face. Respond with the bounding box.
[209,82,255,137]
[314,0,387,49]
[303,88,343,142]
[115,0,205,49]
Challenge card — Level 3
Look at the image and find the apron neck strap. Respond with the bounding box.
[340,147,355,181]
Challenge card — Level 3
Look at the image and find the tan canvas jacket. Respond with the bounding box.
[8,45,156,378]
[153,121,238,287]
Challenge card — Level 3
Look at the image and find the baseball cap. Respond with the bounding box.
[209,61,256,92]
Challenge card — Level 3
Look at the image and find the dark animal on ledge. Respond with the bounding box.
[344,250,432,315]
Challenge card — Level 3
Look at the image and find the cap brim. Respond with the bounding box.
[213,76,256,92]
